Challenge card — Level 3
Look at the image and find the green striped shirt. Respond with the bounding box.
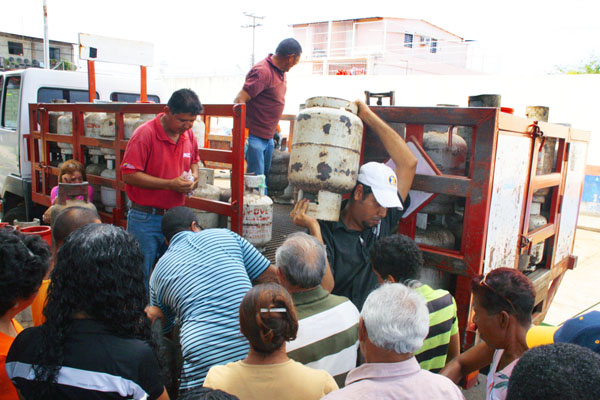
[414,284,459,373]
[287,286,360,387]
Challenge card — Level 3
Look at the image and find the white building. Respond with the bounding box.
[292,17,479,75]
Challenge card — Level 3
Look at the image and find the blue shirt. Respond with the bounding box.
[150,229,270,390]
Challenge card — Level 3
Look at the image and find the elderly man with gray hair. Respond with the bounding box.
[323,283,465,400]
[276,232,360,387]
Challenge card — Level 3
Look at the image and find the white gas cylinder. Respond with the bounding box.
[241,175,273,250]
[100,155,117,212]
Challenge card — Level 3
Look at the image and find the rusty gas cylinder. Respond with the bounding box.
[288,96,363,221]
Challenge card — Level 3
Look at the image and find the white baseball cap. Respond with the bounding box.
[357,162,403,209]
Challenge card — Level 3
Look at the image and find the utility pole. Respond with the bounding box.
[241,12,264,67]
[43,0,50,69]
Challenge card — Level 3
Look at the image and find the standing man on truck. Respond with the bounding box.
[291,100,418,310]
[234,38,302,187]
[121,89,202,284]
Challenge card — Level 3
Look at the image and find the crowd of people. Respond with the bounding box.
[2,38,600,400]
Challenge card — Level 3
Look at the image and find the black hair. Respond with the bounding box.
[167,88,203,115]
[161,206,200,242]
[275,38,302,57]
[178,387,240,400]
[0,228,50,316]
[471,267,536,327]
[51,206,100,245]
[370,234,423,283]
[506,343,600,400]
[350,182,373,201]
[33,224,151,393]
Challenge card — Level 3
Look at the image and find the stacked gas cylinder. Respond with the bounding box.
[416,109,468,252]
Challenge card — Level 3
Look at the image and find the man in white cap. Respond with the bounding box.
[291,100,417,310]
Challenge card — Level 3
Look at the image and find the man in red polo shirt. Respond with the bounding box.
[121,88,202,284]
[234,38,302,190]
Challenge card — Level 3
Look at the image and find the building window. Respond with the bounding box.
[404,34,413,48]
[431,39,438,54]
[8,41,24,56]
[49,47,60,61]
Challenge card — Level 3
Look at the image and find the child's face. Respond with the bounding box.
[61,171,83,183]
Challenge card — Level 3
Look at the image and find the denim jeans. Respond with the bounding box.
[246,135,274,187]
[127,208,168,288]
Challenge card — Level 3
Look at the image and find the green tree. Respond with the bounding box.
[557,55,600,74]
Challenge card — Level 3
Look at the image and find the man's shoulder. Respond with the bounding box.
[296,291,359,322]
[416,369,465,398]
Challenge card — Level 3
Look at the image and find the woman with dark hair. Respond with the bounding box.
[440,267,536,400]
[6,224,168,400]
[0,228,50,400]
[204,283,338,400]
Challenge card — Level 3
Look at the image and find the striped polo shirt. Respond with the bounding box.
[287,286,360,387]
[150,229,270,390]
[414,284,459,373]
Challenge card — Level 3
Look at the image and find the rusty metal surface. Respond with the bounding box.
[484,134,532,273]
[555,141,588,262]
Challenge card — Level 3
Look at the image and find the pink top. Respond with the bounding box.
[322,357,465,400]
[50,185,94,204]
[486,349,519,400]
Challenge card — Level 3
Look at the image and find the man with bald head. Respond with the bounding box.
[30,205,101,326]
[276,232,360,387]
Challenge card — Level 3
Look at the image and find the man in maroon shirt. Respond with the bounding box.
[121,88,202,284]
[234,38,302,188]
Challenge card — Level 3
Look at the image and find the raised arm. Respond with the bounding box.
[290,199,334,292]
[355,100,417,201]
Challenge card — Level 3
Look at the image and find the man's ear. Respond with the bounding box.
[191,221,202,232]
[498,310,510,329]
[276,267,285,285]
[358,318,367,341]
[353,184,364,201]
[163,106,171,115]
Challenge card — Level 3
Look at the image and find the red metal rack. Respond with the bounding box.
[26,102,246,232]
[363,106,590,351]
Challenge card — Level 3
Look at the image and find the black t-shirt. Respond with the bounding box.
[6,319,164,400]
[319,196,410,310]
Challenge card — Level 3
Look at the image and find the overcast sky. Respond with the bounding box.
[3,0,599,76]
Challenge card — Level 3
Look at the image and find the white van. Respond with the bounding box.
[0,68,165,222]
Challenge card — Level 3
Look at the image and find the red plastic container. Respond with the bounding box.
[20,225,52,247]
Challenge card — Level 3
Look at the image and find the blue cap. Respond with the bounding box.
[554,311,600,354]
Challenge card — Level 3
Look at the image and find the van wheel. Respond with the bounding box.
[2,205,27,224]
